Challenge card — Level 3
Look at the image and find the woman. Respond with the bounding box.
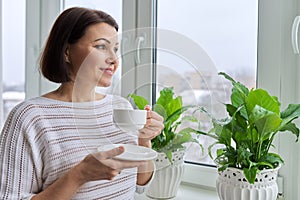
[0,7,164,200]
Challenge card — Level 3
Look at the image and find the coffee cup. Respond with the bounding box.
[113,109,147,132]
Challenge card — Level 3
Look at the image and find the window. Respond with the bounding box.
[156,0,258,166]
[1,0,26,127]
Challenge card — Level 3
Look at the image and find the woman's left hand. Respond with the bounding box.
[138,108,164,148]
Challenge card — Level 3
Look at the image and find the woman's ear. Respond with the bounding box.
[65,45,70,63]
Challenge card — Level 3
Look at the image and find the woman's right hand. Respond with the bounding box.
[72,146,145,185]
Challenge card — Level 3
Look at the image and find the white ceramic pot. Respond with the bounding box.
[216,166,280,200]
[146,150,185,199]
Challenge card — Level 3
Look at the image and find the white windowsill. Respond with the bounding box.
[135,183,219,200]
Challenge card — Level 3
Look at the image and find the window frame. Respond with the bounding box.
[26,0,61,99]
[0,0,3,126]
[25,0,300,198]
[121,0,157,104]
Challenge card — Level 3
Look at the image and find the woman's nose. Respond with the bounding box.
[106,50,119,65]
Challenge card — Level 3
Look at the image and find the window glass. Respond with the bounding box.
[1,0,26,125]
[157,0,258,165]
[64,0,122,95]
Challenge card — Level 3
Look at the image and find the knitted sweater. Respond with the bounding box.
[0,95,147,200]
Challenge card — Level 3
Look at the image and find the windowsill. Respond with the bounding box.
[135,183,219,200]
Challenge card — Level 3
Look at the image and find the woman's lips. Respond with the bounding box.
[100,67,114,76]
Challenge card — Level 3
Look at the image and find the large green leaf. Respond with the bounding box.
[165,150,173,163]
[248,128,259,144]
[219,72,249,97]
[172,130,193,145]
[164,105,196,127]
[247,89,280,115]
[156,129,195,153]
[156,87,174,108]
[127,94,149,110]
[250,105,282,136]
[226,104,248,144]
[256,161,273,169]
[153,104,167,120]
[165,96,182,118]
[243,167,258,184]
[234,131,248,145]
[219,72,249,119]
[231,89,248,119]
[237,146,252,167]
[181,115,199,123]
[261,153,284,166]
[218,126,232,146]
[280,104,300,130]
[279,122,299,142]
[226,103,238,117]
[280,104,300,119]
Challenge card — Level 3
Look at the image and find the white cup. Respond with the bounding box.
[113,109,147,132]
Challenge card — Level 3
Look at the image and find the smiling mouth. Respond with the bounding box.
[99,67,114,75]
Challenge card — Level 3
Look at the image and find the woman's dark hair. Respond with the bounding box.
[40,7,118,83]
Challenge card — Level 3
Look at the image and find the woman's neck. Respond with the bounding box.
[42,82,105,102]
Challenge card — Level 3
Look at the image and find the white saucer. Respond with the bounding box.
[97,144,157,161]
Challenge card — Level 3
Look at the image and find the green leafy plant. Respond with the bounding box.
[200,72,300,183]
[128,87,203,162]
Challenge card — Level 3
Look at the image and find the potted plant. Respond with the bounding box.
[128,87,202,199]
[198,72,300,200]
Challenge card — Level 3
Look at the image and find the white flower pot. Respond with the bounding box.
[146,150,185,199]
[216,166,280,200]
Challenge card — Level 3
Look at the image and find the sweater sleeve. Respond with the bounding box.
[135,165,156,194]
[0,105,42,200]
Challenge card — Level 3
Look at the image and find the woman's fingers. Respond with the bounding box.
[104,159,146,170]
[93,146,146,170]
[145,111,164,126]
[138,109,164,142]
[99,158,146,180]
[142,114,164,133]
[80,148,147,182]
[149,111,164,121]
[93,146,125,160]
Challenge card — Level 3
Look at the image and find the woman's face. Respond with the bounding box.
[67,22,119,87]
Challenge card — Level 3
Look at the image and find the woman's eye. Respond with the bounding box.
[114,47,119,53]
[95,44,106,50]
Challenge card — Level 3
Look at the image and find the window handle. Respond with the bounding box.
[292,16,300,54]
[135,36,145,65]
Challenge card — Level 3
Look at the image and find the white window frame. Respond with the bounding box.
[121,0,157,104]
[25,0,300,199]
[0,0,3,126]
[26,0,61,99]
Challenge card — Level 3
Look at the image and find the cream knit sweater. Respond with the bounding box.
[0,95,148,200]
